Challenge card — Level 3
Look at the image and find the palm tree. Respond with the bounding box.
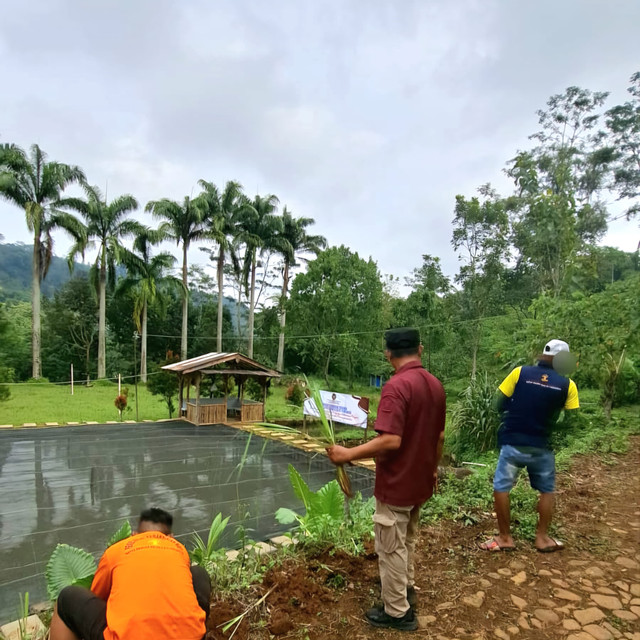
[0,143,86,378]
[58,185,140,378]
[236,194,283,358]
[145,196,206,360]
[117,227,180,382]
[195,180,250,352]
[275,208,326,371]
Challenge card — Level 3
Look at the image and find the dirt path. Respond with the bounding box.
[207,438,640,640]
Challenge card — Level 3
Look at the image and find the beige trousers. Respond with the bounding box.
[373,499,421,617]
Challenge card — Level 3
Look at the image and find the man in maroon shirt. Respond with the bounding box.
[328,328,446,631]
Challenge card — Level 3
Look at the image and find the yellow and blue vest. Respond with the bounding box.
[497,361,579,449]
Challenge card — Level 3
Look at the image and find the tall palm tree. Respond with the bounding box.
[145,196,206,360]
[58,185,140,378]
[236,194,282,358]
[275,208,326,371]
[117,227,180,382]
[0,143,86,378]
[195,180,250,352]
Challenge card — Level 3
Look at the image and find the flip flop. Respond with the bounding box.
[537,538,565,553]
[479,538,516,552]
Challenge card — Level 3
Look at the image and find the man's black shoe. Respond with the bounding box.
[365,606,418,631]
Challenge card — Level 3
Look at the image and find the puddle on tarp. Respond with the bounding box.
[0,422,374,623]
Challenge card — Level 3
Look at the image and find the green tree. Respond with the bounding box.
[605,71,640,219]
[507,86,612,295]
[147,352,180,418]
[0,143,86,378]
[273,207,326,371]
[59,185,140,378]
[287,246,383,386]
[41,276,97,383]
[236,194,282,358]
[145,196,207,360]
[452,186,509,377]
[117,227,181,382]
[195,180,250,352]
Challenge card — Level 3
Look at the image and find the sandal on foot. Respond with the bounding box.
[479,537,515,552]
[536,538,565,553]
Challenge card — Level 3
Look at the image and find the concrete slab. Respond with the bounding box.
[252,541,277,555]
[106,421,118,424]
[1,614,46,640]
[66,421,80,425]
[270,535,295,547]
[225,549,240,561]
[85,421,98,425]
[22,423,37,427]
[45,422,59,426]
[0,425,13,429]
[124,420,136,424]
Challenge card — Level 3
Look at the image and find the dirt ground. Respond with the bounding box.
[206,438,640,640]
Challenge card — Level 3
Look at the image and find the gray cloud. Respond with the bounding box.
[1,0,638,285]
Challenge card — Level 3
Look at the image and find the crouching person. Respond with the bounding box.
[50,508,211,640]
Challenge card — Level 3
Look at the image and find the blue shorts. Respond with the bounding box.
[494,445,555,493]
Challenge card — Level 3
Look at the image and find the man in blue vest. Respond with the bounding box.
[481,339,579,553]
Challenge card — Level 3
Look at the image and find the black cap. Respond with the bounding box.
[385,327,421,350]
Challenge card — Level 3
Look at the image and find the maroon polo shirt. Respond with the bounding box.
[374,360,446,507]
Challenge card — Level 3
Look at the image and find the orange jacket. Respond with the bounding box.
[91,531,206,640]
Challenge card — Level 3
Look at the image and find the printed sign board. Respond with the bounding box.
[303,390,369,428]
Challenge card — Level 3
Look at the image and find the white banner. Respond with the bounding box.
[303,390,369,428]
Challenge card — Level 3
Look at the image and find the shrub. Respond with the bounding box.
[448,374,500,461]
[612,357,640,406]
[285,382,306,407]
[147,353,180,417]
[26,377,50,384]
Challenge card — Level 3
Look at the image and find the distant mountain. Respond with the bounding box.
[0,242,90,301]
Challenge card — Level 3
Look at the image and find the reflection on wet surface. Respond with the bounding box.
[0,422,374,622]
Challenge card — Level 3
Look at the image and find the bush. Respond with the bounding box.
[612,357,640,406]
[26,377,50,383]
[448,374,500,461]
[285,382,307,407]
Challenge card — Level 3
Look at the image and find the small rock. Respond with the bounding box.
[538,569,553,576]
[563,619,581,630]
[507,626,520,635]
[621,593,631,604]
[498,568,512,576]
[530,618,542,629]
[509,560,527,572]
[510,594,527,610]
[630,605,640,616]
[534,609,560,626]
[517,616,530,630]
[552,578,572,589]
[598,587,619,595]
[614,581,630,592]
[569,560,589,567]
[631,584,640,597]
[494,628,510,640]
[613,609,637,621]
[583,579,594,587]
[538,598,557,608]
[586,567,606,578]
[631,599,640,606]
[488,572,502,580]
[602,621,622,638]
[582,625,613,640]
[511,571,527,585]
[479,578,492,588]
[574,608,606,625]
[616,557,640,570]
[436,601,454,611]
[418,615,437,628]
[556,606,573,615]
[552,569,562,575]
[584,586,596,593]
[590,594,623,610]
[567,633,602,640]
[463,592,485,608]
[555,589,582,602]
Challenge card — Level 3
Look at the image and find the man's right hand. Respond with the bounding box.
[326,445,352,465]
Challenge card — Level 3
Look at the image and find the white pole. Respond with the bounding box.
[118,373,121,396]
[71,364,74,395]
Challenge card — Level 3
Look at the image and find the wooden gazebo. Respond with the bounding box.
[162,352,281,426]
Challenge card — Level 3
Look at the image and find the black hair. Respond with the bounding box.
[139,508,173,530]
[387,346,420,359]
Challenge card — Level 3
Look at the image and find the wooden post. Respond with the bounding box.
[224,375,229,421]
[195,373,201,426]
[239,376,245,422]
[261,378,267,421]
[118,373,121,396]
[70,364,74,395]
[178,375,184,418]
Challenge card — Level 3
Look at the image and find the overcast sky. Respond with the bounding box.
[1,0,638,286]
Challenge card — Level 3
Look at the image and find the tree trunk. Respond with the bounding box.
[31,238,42,379]
[181,242,188,360]
[276,260,289,372]
[97,249,107,379]
[248,248,256,358]
[216,248,224,352]
[140,300,148,383]
[324,346,332,388]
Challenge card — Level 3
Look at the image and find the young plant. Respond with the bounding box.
[189,513,230,567]
[17,592,33,640]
